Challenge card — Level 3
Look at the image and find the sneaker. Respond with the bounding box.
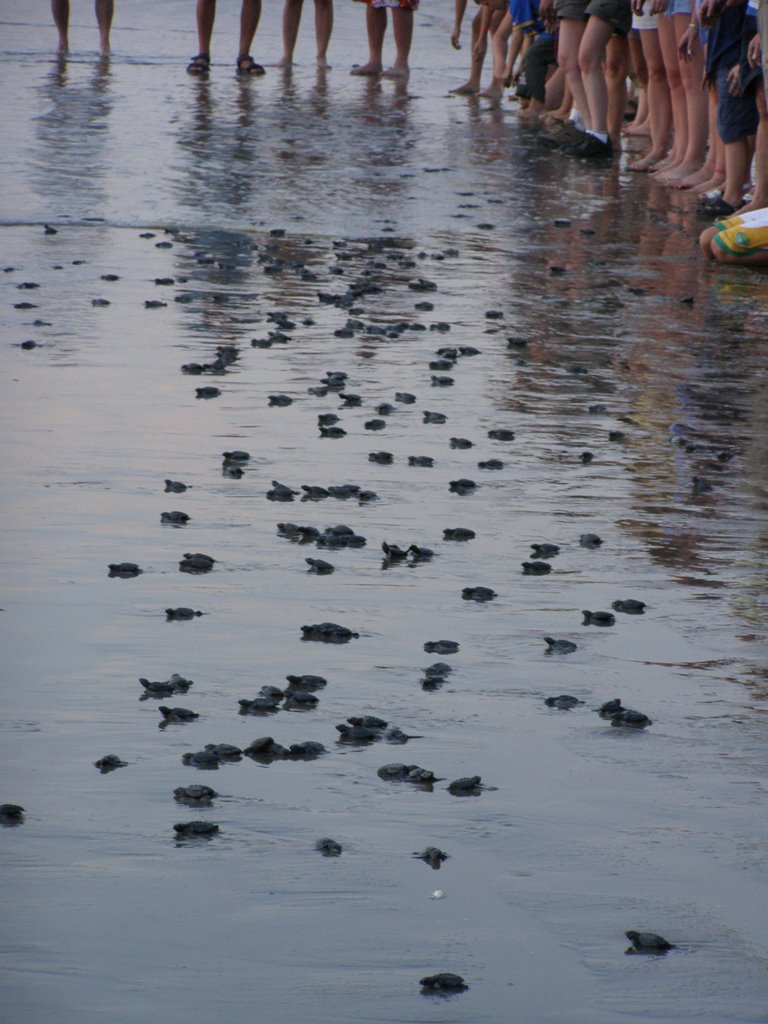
[565,133,613,159]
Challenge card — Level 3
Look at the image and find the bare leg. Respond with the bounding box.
[558,17,591,130]
[740,89,768,211]
[691,88,725,192]
[653,13,687,179]
[451,9,484,92]
[315,0,333,65]
[196,0,216,54]
[629,27,671,169]
[623,32,649,134]
[721,138,751,208]
[578,16,615,134]
[352,5,386,74]
[604,33,629,146]
[95,0,113,54]
[665,13,708,184]
[238,0,262,57]
[52,0,70,52]
[382,7,412,77]
[280,0,303,65]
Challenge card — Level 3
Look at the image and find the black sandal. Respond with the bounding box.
[236,54,265,76]
[187,53,210,76]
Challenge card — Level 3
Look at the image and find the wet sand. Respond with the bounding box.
[2,3,768,1022]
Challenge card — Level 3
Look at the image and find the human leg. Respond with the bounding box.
[383,6,413,76]
[664,12,708,183]
[314,0,333,64]
[451,9,484,92]
[280,0,304,65]
[195,0,216,55]
[629,26,671,168]
[52,0,70,52]
[740,86,768,211]
[653,10,687,178]
[577,15,616,135]
[605,33,629,145]
[624,30,649,133]
[238,0,262,58]
[351,4,386,74]
[95,0,113,54]
[557,15,591,128]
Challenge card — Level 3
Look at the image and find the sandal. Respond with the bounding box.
[187,53,210,76]
[236,54,265,77]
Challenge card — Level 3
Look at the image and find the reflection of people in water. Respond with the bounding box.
[51,0,114,56]
[187,0,266,76]
[279,0,334,67]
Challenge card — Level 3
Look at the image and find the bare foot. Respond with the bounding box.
[351,62,382,76]
[623,120,650,137]
[277,55,294,67]
[382,64,409,79]
[479,80,503,99]
[674,165,713,190]
[691,173,725,195]
[664,161,707,187]
[317,55,331,69]
[628,150,665,172]
[450,80,480,94]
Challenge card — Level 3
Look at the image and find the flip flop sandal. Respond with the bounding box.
[236,54,265,76]
[187,53,210,76]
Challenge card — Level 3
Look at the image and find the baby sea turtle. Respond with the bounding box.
[409,455,434,468]
[173,821,219,837]
[286,674,327,691]
[108,562,142,578]
[223,450,250,464]
[385,727,418,744]
[625,931,674,954]
[301,485,330,501]
[340,392,362,406]
[461,586,496,602]
[423,411,447,424]
[315,837,342,856]
[431,376,454,388]
[407,545,434,562]
[205,743,242,760]
[283,690,319,710]
[449,437,473,449]
[159,706,198,724]
[544,695,584,709]
[278,523,320,543]
[395,392,416,404]
[161,511,190,525]
[368,451,393,464]
[420,973,468,992]
[449,479,477,494]
[595,698,623,717]
[582,610,615,627]
[611,709,652,729]
[301,622,359,643]
[0,804,25,824]
[612,599,646,615]
[238,696,281,715]
[164,479,188,493]
[544,637,577,655]
[195,386,220,399]
[267,481,298,502]
[424,640,459,655]
[166,607,203,620]
[268,394,293,406]
[522,561,551,575]
[447,776,484,795]
[478,459,504,470]
[139,673,193,698]
[182,749,220,769]
[488,428,515,441]
[94,754,126,773]
[377,764,436,785]
[174,785,217,804]
[413,847,449,868]
[365,418,386,431]
[244,737,289,760]
[443,528,475,541]
[579,533,603,548]
[318,413,339,426]
[328,484,360,499]
[306,557,335,575]
[289,741,326,759]
[179,552,215,573]
[531,543,560,559]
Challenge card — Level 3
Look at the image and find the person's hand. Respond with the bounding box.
[747,31,761,67]
[678,23,697,60]
[698,0,725,27]
[451,27,461,49]
[539,0,555,24]
[631,0,645,15]
[726,62,743,95]
[648,0,669,14]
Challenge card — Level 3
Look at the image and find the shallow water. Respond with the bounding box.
[3,3,768,1022]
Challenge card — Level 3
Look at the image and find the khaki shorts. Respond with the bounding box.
[555,0,631,34]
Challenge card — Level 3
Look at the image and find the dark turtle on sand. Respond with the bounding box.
[579,533,603,548]
[174,785,217,804]
[545,695,584,709]
[180,552,215,573]
[612,599,646,615]
[0,804,25,824]
[244,737,289,760]
[522,561,551,575]
[478,459,504,470]
[223,450,251,464]
[337,724,381,742]
[174,821,219,837]
[315,837,342,856]
[278,523,320,543]
[161,511,190,525]
[289,741,326,759]
[318,413,340,426]
[448,776,484,795]
[195,386,220,399]
[449,479,477,494]
[625,931,674,954]
[166,607,203,620]
[423,411,447,424]
[368,451,393,464]
[595,698,623,717]
[182,749,220,769]
[306,557,335,575]
[582,610,615,627]
[165,479,188,493]
[365,418,387,431]
[449,437,473,449]
[268,394,293,406]
[108,562,142,578]
[382,542,408,561]
[327,484,360,499]
[395,392,416,404]
[238,696,281,715]
[407,545,434,562]
[462,586,496,602]
[286,674,327,691]
[544,637,577,655]
[140,673,193,698]
[488,428,515,441]
[414,847,449,868]
[443,528,475,541]
[532,543,560,559]
[611,709,652,729]
[408,455,435,467]
[159,706,198,723]
[94,754,126,773]
[424,640,459,655]
[205,743,242,760]
[385,727,418,744]
[301,622,359,643]
[301,485,330,501]
[267,481,298,502]
[348,715,388,730]
[283,690,319,710]
[420,973,468,992]
[378,764,436,784]
[424,662,453,679]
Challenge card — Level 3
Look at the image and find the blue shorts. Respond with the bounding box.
[716,65,759,144]
[665,0,692,15]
